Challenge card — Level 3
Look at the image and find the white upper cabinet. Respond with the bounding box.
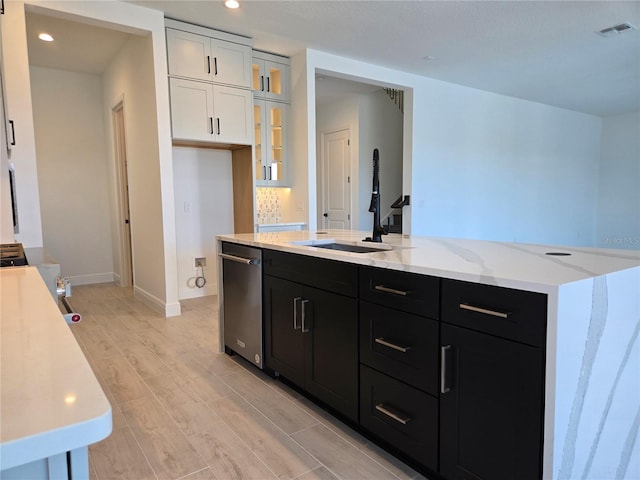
[252,51,290,102]
[170,78,252,145]
[166,20,253,145]
[166,24,252,89]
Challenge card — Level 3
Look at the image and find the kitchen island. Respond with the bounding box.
[217,230,640,480]
[0,267,112,479]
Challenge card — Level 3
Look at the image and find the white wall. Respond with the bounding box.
[596,111,640,250]
[102,33,176,312]
[172,146,234,299]
[30,66,114,283]
[299,49,604,247]
[414,82,601,246]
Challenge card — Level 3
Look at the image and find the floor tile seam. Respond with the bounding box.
[119,393,208,480]
[284,426,348,479]
[174,466,210,480]
[181,396,283,480]
[182,430,281,480]
[108,419,160,480]
[216,370,320,430]
[289,424,403,480]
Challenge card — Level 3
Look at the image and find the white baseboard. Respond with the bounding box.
[134,285,182,317]
[112,272,122,285]
[67,272,115,286]
[179,281,217,301]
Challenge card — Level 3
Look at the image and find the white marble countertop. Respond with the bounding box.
[0,267,112,470]
[217,230,640,294]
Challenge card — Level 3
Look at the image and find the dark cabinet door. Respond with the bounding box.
[304,287,358,422]
[440,324,544,480]
[264,275,305,386]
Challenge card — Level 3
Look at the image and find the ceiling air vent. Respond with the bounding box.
[598,22,638,37]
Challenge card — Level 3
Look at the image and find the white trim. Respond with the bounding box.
[134,285,182,317]
[67,273,115,286]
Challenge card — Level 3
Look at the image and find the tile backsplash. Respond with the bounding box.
[256,188,282,224]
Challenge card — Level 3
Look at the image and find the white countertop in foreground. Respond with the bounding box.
[217,230,640,293]
[0,267,112,470]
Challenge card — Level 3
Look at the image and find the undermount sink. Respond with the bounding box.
[290,239,393,254]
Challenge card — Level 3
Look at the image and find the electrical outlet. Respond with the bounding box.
[194,257,206,268]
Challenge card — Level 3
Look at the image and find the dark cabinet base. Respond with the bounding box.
[360,365,439,471]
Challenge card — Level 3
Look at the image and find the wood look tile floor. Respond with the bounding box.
[69,283,427,480]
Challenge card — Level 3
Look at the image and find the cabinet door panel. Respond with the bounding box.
[440,324,544,480]
[213,86,252,144]
[166,29,211,81]
[360,365,438,471]
[169,78,213,142]
[360,301,439,395]
[304,287,358,422]
[211,39,252,88]
[264,276,304,387]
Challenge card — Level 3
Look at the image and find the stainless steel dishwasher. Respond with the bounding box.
[220,242,263,368]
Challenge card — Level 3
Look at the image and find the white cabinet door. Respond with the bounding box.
[212,86,252,145]
[166,29,211,81]
[252,58,290,102]
[169,78,214,142]
[211,39,252,89]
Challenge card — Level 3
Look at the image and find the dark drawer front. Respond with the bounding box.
[359,266,439,318]
[263,249,358,297]
[360,301,439,395]
[442,279,547,347]
[360,365,438,471]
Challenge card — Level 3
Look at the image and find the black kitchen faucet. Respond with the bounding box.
[363,148,388,243]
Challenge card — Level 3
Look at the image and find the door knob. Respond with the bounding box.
[323,213,328,217]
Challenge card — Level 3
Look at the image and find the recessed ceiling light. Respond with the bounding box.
[38,33,54,42]
[597,22,637,37]
[225,0,240,8]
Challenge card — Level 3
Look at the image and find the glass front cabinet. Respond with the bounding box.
[252,51,290,187]
[254,100,288,186]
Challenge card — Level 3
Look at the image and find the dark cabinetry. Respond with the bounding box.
[440,279,546,480]
[358,266,440,471]
[264,250,358,421]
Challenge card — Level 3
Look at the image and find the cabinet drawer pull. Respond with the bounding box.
[9,120,15,145]
[374,337,411,353]
[441,345,451,394]
[301,299,311,333]
[459,303,510,319]
[375,403,411,425]
[293,297,301,330]
[374,285,409,296]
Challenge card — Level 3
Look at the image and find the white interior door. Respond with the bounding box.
[321,129,351,230]
[113,102,133,287]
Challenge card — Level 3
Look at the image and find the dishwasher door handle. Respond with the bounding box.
[220,253,261,265]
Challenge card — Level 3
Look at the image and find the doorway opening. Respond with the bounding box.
[112,101,133,287]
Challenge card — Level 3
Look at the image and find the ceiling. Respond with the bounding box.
[26,1,640,117]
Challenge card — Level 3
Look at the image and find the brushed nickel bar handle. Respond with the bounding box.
[293,297,301,330]
[441,345,451,394]
[459,303,510,319]
[301,299,310,333]
[374,285,409,296]
[219,253,260,265]
[374,337,411,353]
[375,403,411,425]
